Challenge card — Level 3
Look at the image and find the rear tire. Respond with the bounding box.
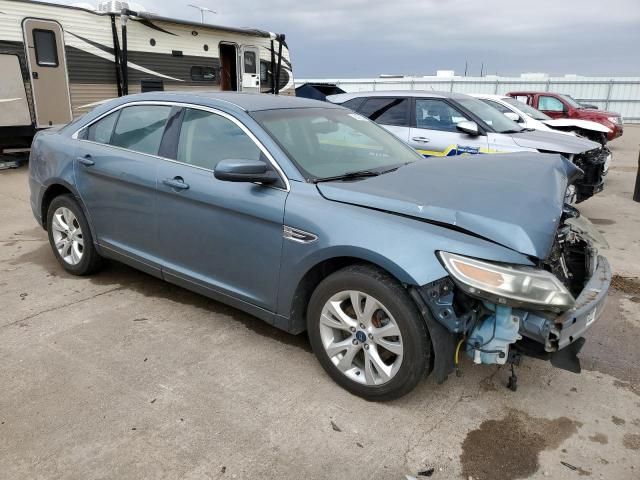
[307,265,430,401]
[46,194,102,276]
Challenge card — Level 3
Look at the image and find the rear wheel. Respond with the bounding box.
[307,265,430,401]
[46,194,102,275]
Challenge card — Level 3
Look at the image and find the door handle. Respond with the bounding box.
[163,177,190,190]
[411,136,430,143]
[77,155,95,166]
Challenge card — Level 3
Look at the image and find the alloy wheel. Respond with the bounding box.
[318,290,403,386]
[51,206,84,265]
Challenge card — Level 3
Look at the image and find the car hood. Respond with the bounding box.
[580,108,620,117]
[541,118,611,133]
[316,152,581,259]
[509,129,601,154]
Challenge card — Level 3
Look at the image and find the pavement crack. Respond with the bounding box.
[1,286,123,329]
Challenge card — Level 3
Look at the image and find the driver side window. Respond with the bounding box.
[415,99,469,132]
[538,96,565,112]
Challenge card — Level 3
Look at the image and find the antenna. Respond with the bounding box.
[188,4,217,23]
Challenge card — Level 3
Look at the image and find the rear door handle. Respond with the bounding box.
[163,177,190,190]
[411,136,430,143]
[77,155,94,166]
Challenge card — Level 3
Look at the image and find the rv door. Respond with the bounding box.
[22,19,72,128]
[240,46,260,93]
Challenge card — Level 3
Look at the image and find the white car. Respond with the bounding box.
[470,94,611,142]
[472,93,612,174]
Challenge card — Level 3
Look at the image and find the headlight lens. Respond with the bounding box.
[607,116,620,124]
[438,252,575,311]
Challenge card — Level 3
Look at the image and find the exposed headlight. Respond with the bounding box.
[607,116,620,124]
[438,252,575,311]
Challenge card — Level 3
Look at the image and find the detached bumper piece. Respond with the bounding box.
[574,148,610,202]
[518,255,611,371]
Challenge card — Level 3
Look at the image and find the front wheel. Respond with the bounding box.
[307,265,431,401]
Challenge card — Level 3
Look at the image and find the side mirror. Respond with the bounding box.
[214,159,279,184]
[456,120,480,136]
[504,112,521,122]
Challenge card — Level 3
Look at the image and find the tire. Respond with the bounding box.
[307,264,431,401]
[46,194,102,276]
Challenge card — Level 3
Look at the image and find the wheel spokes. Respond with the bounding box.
[51,206,84,266]
[323,300,357,331]
[364,345,393,384]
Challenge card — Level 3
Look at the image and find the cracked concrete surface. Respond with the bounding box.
[1,128,639,479]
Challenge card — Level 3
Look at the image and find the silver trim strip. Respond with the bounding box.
[283,225,317,244]
[71,100,290,191]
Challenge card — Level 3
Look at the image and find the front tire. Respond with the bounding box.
[46,194,102,275]
[307,265,431,401]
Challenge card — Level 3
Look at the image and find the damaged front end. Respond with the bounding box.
[571,146,610,203]
[413,206,611,383]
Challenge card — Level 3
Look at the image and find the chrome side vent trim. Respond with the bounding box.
[283,225,318,244]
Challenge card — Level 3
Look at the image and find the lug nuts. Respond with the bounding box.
[359,323,365,329]
[364,344,369,350]
[368,333,373,340]
[350,326,356,332]
[352,339,358,345]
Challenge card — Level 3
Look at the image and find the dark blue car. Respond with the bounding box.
[29,92,611,400]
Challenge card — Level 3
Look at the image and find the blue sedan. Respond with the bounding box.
[28,92,611,400]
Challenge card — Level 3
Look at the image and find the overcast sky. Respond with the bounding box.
[46,0,640,77]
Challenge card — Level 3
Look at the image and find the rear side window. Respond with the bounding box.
[177,108,262,170]
[340,97,366,111]
[86,111,118,144]
[110,105,172,155]
[33,29,58,67]
[359,98,409,127]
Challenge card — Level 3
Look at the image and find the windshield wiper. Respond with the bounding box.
[313,169,381,183]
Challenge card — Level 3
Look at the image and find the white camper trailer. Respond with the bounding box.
[0,0,294,149]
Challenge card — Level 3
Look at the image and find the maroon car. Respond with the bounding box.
[507,91,623,142]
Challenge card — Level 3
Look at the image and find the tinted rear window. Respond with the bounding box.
[359,97,409,127]
[110,105,172,155]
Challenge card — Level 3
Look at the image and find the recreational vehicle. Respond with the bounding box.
[0,0,294,149]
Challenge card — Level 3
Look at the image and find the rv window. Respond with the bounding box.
[86,111,119,144]
[243,51,257,74]
[110,105,172,155]
[33,29,59,67]
[191,66,217,82]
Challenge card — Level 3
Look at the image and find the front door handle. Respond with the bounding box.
[77,155,94,166]
[411,136,430,143]
[163,177,190,190]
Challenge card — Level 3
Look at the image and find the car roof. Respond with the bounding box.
[469,93,509,101]
[104,91,341,113]
[326,90,472,103]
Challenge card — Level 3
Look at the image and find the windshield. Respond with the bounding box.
[455,97,524,133]
[560,94,583,109]
[503,97,551,121]
[251,108,422,180]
